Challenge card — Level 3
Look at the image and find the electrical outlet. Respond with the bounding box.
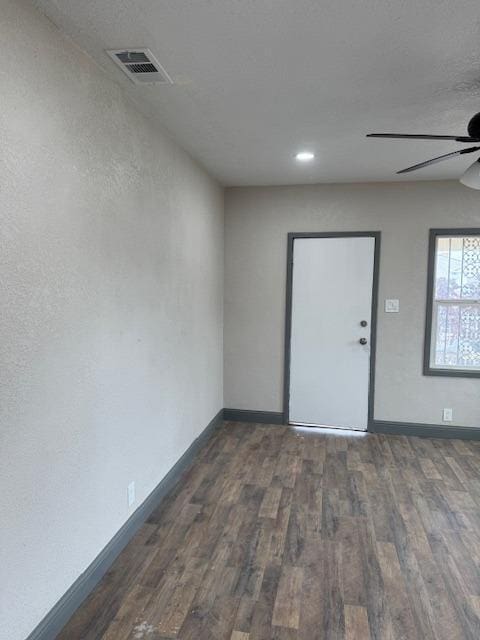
[443,408,453,422]
[127,481,136,507]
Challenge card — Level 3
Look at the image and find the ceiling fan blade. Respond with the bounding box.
[397,147,480,174]
[367,133,478,142]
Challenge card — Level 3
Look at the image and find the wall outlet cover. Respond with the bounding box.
[385,299,400,313]
[443,408,453,422]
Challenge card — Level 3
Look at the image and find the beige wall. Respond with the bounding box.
[3,3,480,638]
[0,2,223,639]
[225,182,480,428]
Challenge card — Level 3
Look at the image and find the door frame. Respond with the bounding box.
[283,231,381,430]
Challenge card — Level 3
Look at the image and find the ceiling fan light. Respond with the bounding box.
[460,158,480,189]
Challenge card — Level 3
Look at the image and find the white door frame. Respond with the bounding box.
[283,231,381,429]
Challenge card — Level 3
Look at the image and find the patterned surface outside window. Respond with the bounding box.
[432,236,480,370]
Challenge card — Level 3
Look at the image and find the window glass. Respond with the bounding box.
[431,236,480,371]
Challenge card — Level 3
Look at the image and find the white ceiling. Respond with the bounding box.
[34,0,480,186]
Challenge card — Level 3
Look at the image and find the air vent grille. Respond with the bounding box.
[128,63,158,74]
[106,48,173,85]
[115,51,150,64]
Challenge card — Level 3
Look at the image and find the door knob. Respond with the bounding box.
[360,320,368,327]
[359,338,368,345]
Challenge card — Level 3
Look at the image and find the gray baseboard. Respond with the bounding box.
[223,408,285,424]
[223,410,480,440]
[370,419,480,440]
[26,409,224,640]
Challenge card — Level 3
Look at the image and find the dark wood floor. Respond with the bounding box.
[57,422,480,639]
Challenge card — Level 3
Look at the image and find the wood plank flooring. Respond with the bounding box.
[57,422,480,639]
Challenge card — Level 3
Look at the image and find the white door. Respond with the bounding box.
[288,236,376,430]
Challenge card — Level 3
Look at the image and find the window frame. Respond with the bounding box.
[424,228,480,378]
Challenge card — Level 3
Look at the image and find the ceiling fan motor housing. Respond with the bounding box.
[467,112,480,138]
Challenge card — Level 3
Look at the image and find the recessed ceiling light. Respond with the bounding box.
[295,151,315,162]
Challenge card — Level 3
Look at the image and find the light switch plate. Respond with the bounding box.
[385,299,400,313]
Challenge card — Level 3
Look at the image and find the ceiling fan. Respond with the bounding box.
[367,111,480,189]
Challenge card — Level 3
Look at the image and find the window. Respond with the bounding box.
[424,229,480,377]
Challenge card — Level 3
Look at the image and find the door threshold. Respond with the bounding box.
[289,421,367,432]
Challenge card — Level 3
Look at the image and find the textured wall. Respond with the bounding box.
[225,182,480,427]
[0,2,223,639]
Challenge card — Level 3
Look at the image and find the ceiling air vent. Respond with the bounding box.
[106,48,173,85]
